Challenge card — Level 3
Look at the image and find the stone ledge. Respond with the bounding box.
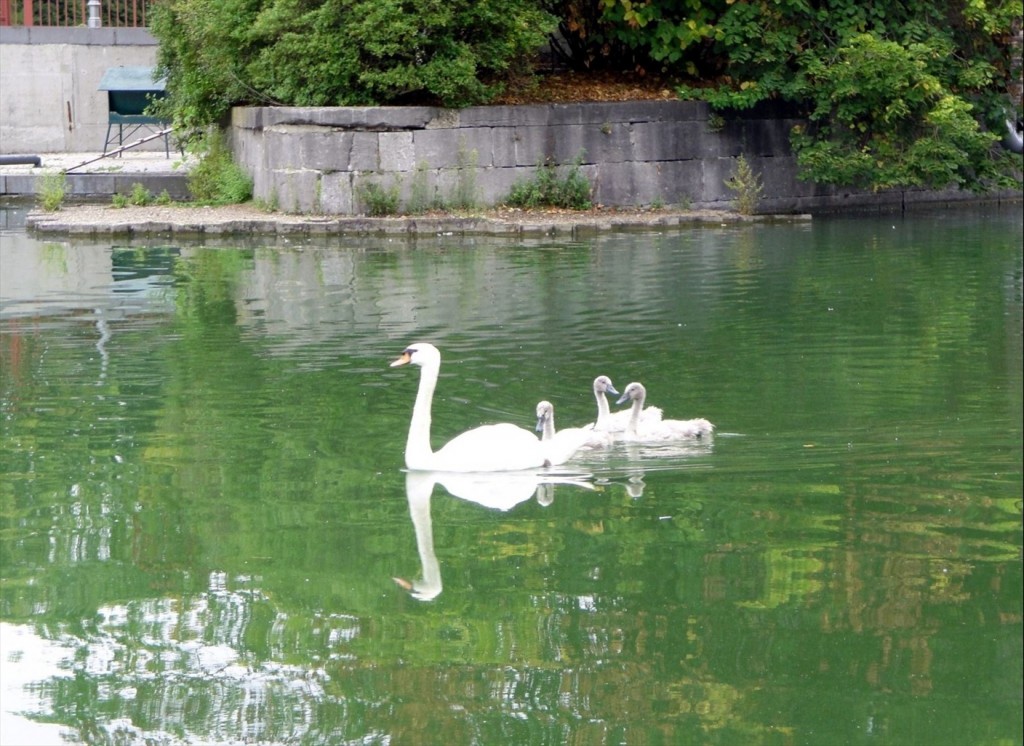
[24,203,812,240]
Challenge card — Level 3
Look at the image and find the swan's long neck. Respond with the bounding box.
[626,390,645,437]
[542,411,556,440]
[595,388,611,427]
[406,360,439,468]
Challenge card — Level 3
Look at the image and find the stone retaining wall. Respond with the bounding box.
[231,101,1004,215]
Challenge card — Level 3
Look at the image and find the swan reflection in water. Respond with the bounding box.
[619,436,715,464]
[594,436,718,499]
[394,469,595,601]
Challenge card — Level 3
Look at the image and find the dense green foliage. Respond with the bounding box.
[788,34,1016,191]
[150,0,1021,193]
[150,0,556,127]
[561,0,1022,191]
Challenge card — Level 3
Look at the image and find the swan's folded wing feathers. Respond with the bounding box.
[432,423,547,471]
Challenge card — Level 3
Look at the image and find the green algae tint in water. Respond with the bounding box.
[0,206,1021,745]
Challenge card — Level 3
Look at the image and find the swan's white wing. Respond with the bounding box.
[664,417,714,439]
[588,406,664,434]
[541,426,593,466]
[621,417,715,443]
[432,423,547,472]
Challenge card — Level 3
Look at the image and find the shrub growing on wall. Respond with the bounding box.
[150,0,556,128]
[187,129,253,204]
[788,34,1016,192]
[546,0,1021,193]
[669,0,1022,192]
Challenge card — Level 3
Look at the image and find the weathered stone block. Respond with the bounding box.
[262,129,303,171]
[704,157,740,202]
[413,128,495,169]
[273,169,321,214]
[577,124,633,163]
[512,126,567,166]
[299,130,356,171]
[742,118,796,157]
[380,132,415,172]
[631,120,708,161]
[757,155,806,198]
[477,167,523,205]
[593,161,697,206]
[320,172,356,215]
[350,133,380,171]
[653,160,705,207]
[459,105,552,128]
[253,106,441,130]
[492,130,517,168]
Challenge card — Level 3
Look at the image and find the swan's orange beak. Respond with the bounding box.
[390,351,412,367]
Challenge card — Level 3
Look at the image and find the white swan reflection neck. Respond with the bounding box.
[395,470,595,601]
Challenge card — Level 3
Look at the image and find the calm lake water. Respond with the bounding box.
[1,204,1021,746]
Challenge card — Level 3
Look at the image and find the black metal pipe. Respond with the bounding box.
[0,155,42,167]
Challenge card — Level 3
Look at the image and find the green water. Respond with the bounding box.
[1,206,1021,745]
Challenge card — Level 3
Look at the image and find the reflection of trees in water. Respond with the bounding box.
[6,469,1019,744]
[3,215,1020,744]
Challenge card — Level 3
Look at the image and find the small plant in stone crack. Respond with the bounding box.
[356,179,401,216]
[407,162,435,214]
[130,183,153,205]
[37,171,68,212]
[450,146,479,211]
[724,154,763,215]
[504,154,592,210]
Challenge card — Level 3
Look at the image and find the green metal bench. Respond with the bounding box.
[98,66,171,157]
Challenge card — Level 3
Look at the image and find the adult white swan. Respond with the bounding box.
[535,400,611,463]
[615,381,714,441]
[390,342,551,471]
[584,375,662,433]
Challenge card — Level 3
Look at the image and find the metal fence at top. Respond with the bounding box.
[1,0,152,27]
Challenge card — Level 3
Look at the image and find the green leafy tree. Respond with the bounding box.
[150,0,556,128]
[550,0,1021,192]
[149,0,260,129]
[789,34,1014,191]
[671,0,1023,192]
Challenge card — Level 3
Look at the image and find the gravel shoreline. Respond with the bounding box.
[25,203,809,238]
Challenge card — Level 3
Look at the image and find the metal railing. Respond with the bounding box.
[0,0,152,27]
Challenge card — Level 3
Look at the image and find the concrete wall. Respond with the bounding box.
[232,103,999,215]
[0,26,162,153]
